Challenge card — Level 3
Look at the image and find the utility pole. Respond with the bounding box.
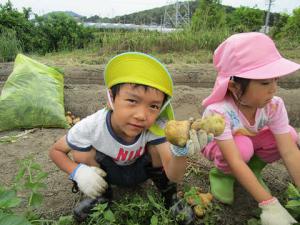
[163,0,190,28]
[264,0,275,33]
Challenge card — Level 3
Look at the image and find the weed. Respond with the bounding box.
[84,190,176,225]
[0,156,74,225]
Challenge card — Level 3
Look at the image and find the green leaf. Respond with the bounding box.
[14,168,26,182]
[147,194,162,210]
[0,190,21,209]
[24,182,46,192]
[184,187,202,205]
[30,163,41,171]
[0,213,31,225]
[150,215,158,225]
[103,209,115,222]
[56,215,74,225]
[35,172,48,181]
[29,192,43,207]
[286,183,300,198]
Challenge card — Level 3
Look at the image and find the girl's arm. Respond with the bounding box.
[275,132,300,187]
[217,139,273,203]
[148,142,187,182]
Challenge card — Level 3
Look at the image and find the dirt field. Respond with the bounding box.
[1,62,300,224]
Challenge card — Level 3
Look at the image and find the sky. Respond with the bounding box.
[0,0,299,18]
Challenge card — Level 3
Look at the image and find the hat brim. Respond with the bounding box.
[234,57,300,79]
[149,103,174,136]
[202,76,230,107]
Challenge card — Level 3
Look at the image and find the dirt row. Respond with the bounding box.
[1,62,300,89]
[63,84,300,127]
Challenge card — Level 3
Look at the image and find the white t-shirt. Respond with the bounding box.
[67,108,166,165]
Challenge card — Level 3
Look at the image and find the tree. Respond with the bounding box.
[33,12,94,53]
[0,1,36,52]
[191,0,227,31]
[281,7,300,42]
[269,13,289,39]
[227,6,264,32]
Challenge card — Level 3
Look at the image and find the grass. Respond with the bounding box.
[27,48,213,70]
[25,29,299,67]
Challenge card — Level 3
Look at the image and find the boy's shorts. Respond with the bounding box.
[95,151,152,187]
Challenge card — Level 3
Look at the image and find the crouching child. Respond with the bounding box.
[49,52,195,224]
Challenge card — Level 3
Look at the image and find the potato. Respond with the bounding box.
[165,120,191,147]
[65,115,73,125]
[199,193,213,206]
[186,196,196,206]
[73,117,81,124]
[194,205,205,217]
[191,114,225,136]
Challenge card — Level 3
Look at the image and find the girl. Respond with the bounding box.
[201,32,300,225]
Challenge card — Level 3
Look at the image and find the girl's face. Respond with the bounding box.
[238,78,278,109]
[110,84,164,143]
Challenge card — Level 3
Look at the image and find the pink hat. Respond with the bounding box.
[202,32,300,107]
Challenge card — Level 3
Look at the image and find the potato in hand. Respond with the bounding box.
[165,114,225,147]
[164,120,191,147]
[191,113,225,136]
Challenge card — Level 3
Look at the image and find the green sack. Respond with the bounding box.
[0,54,69,131]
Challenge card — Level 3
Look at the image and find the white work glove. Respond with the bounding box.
[259,197,297,225]
[69,163,108,199]
[171,129,214,157]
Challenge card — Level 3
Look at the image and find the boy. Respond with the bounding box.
[49,52,195,223]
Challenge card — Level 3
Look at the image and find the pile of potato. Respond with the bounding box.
[65,111,80,126]
[178,187,213,217]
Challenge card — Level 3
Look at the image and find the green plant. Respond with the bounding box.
[0,156,74,225]
[0,156,47,224]
[85,190,176,225]
[0,29,22,62]
[247,218,262,225]
[285,182,300,221]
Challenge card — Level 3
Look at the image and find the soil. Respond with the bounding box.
[1,62,300,225]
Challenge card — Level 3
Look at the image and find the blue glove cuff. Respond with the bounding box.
[69,163,82,180]
[171,144,188,157]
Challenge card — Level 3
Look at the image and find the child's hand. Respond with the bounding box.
[69,163,108,199]
[170,130,213,157]
[259,197,297,225]
[186,129,214,155]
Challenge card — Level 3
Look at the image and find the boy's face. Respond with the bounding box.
[110,84,165,143]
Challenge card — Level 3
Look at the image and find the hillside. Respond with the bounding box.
[82,1,281,27]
